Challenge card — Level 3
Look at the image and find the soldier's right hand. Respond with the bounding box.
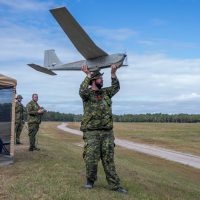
[81,65,91,77]
[38,109,44,114]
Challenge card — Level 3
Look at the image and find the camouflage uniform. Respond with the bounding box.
[15,101,25,143]
[79,76,120,189]
[26,100,42,149]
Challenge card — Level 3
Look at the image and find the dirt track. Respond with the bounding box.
[57,123,200,169]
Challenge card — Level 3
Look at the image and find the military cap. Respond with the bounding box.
[16,95,23,99]
[90,70,104,80]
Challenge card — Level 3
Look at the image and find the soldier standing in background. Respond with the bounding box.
[79,64,127,194]
[26,94,45,151]
[15,95,25,144]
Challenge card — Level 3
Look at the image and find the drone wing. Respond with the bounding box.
[50,7,108,59]
[27,64,57,75]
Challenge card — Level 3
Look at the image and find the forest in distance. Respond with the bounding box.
[42,111,200,123]
[1,103,200,123]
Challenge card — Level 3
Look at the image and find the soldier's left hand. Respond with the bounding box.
[111,64,117,77]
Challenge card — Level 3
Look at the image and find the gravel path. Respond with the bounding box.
[57,123,200,169]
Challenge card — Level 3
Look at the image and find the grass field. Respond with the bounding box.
[0,122,200,200]
[68,122,200,156]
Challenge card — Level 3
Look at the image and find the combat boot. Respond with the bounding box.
[29,147,33,151]
[84,180,94,189]
[114,187,128,194]
[16,142,23,145]
[33,147,40,151]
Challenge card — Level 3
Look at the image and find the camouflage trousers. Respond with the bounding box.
[15,122,24,143]
[28,123,39,148]
[83,130,120,189]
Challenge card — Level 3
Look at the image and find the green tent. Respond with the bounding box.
[0,74,17,165]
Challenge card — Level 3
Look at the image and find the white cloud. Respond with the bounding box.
[116,53,200,108]
[174,93,200,101]
[0,22,82,63]
[124,53,200,75]
[87,26,137,41]
[0,0,54,11]
[2,44,200,114]
[1,2,200,114]
[138,39,200,49]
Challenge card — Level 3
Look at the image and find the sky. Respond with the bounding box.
[1,0,200,114]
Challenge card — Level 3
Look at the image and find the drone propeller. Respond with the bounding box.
[122,50,128,67]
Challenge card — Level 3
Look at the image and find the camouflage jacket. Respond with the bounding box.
[26,100,42,124]
[79,76,120,131]
[15,102,25,123]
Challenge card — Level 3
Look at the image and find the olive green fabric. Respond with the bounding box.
[28,123,39,149]
[79,76,120,131]
[90,71,104,80]
[15,102,25,123]
[15,101,25,143]
[26,100,43,149]
[16,95,23,99]
[15,123,24,143]
[26,100,42,124]
[79,75,121,189]
[83,130,120,189]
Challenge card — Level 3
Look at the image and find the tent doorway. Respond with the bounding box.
[0,74,16,166]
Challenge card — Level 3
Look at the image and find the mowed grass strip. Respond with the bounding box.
[0,122,199,200]
[68,122,200,155]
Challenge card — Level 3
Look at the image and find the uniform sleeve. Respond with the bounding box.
[26,103,39,115]
[23,105,26,120]
[79,76,91,100]
[15,103,20,114]
[105,77,120,98]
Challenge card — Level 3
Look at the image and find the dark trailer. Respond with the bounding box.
[0,74,16,166]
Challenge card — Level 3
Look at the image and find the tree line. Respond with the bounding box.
[1,104,200,123]
[42,111,200,123]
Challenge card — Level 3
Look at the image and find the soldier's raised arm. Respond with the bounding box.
[105,64,120,98]
[79,65,91,100]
